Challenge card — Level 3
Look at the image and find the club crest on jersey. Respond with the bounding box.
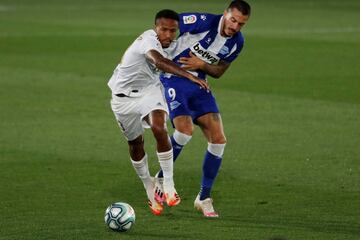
[219,45,229,55]
[191,43,219,65]
[183,15,197,24]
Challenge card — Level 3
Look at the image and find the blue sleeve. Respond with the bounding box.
[179,12,217,35]
[223,34,245,63]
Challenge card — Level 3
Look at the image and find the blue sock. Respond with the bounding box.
[200,151,222,200]
[157,135,183,178]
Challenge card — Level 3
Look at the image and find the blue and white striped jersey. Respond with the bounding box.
[163,12,245,80]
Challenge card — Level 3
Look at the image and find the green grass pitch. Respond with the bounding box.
[1,0,359,239]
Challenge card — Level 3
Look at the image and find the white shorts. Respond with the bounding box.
[110,85,169,141]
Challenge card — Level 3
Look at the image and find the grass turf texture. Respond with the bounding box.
[0,0,359,239]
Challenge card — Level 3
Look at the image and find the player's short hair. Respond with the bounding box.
[228,0,251,16]
[155,9,179,23]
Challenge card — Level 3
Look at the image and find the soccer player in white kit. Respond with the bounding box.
[107,9,208,216]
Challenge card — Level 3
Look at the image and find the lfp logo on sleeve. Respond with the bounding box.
[183,15,197,24]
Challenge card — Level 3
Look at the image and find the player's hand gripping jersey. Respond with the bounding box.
[160,13,245,121]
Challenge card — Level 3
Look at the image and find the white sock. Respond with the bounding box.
[173,130,192,146]
[157,149,174,187]
[207,143,226,157]
[131,154,153,190]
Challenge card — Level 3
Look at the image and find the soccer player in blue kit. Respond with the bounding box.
[155,0,251,217]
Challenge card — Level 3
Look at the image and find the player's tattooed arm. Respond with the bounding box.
[179,52,230,79]
[145,49,209,90]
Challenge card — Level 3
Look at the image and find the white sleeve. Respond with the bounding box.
[138,30,165,56]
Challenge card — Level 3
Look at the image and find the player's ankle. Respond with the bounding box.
[199,187,211,200]
[163,178,174,188]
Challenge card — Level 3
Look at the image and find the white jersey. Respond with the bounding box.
[108,29,165,95]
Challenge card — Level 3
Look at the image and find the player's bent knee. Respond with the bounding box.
[150,124,168,138]
[173,116,194,136]
[175,125,193,136]
[210,134,227,145]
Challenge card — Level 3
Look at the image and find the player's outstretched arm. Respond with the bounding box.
[145,50,209,90]
[179,52,230,79]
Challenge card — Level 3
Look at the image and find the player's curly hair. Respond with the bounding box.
[228,0,251,16]
[155,9,179,23]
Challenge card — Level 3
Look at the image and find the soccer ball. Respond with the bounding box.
[104,202,135,232]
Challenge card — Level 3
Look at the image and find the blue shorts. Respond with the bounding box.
[161,76,219,125]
